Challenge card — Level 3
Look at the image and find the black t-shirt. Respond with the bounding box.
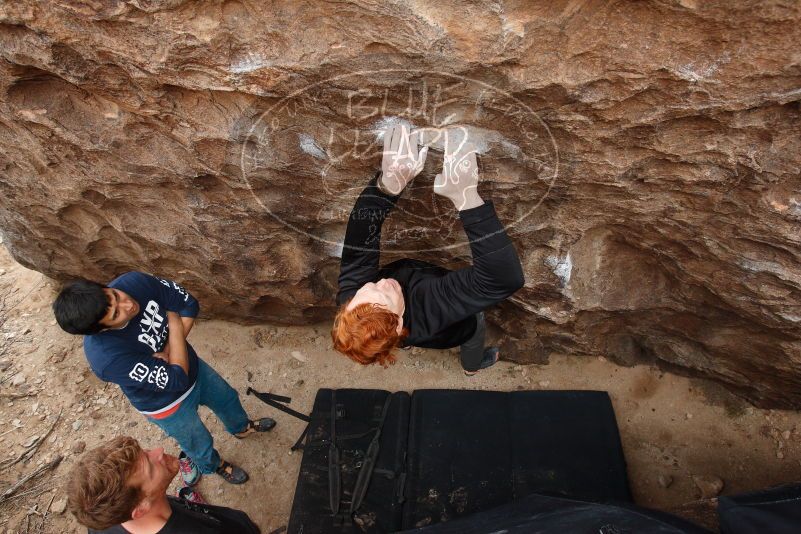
[89,496,260,534]
[336,177,524,349]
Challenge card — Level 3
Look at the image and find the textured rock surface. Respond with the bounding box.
[0,1,799,406]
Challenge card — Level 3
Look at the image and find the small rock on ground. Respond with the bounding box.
[51,497,68,514]
[692,475,724,498]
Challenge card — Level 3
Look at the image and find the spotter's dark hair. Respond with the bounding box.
[52,279,109,335]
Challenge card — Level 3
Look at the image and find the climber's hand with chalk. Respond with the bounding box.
[434,128,484,211]
[379,124,429,196]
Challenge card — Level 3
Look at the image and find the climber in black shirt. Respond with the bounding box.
[67,436,260,534]
[332,124,524,375]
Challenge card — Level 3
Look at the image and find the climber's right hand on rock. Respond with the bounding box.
[433,128,484,211]
[379,124,428,196]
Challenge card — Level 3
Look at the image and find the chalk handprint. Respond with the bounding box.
[434,127,482,211]
[379,124,428,195]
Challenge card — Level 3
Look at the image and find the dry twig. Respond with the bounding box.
[37,493,57,534]
[0,456,62,505]
[0,409,62,470]
[0,391,36,400]
[0,478,56,504]
[0,426,20,438]
[4,279,44,315]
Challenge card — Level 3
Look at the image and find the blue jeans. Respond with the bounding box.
[148,358,249,474]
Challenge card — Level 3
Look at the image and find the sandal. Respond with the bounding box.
[235,417,277,439]
[215,460,249,484]
[464,347,500,376]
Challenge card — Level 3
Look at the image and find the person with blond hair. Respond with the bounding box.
[332,124,524,375]
[67,436,259,533]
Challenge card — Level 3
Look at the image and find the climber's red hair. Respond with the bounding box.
[331,300,408,367]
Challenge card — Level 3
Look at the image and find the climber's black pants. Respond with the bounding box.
[460,312,487,372]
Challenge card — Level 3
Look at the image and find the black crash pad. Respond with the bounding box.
[287,389,631,533]
[287,389,410,533]
[402,390,631,529]
[401,492,710,533]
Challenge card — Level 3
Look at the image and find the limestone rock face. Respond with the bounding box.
[0,1,799,406]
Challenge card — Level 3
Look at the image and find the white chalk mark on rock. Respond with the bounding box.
[675,53,730,83]
[546,253,572,286]
[298,134,327,160]
[327,241,344,259]
[372,117,416,141]
[230,53,271,73]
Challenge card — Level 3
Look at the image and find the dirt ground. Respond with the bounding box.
[1,243,800,534]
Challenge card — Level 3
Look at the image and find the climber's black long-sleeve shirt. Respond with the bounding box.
[336,175,524,349]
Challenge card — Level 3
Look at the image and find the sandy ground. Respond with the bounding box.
[1,242,801,533]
